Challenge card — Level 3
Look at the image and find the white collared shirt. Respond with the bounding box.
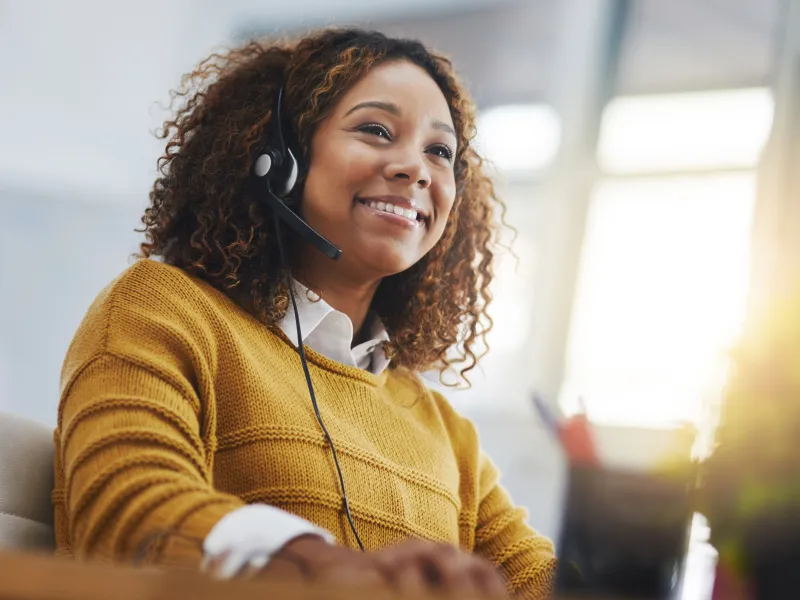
[203,280,391,577]
[277,280,391,375]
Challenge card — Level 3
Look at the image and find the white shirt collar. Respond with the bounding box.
[277,280,391,375]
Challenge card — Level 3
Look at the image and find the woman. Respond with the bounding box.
[54,28,556,598]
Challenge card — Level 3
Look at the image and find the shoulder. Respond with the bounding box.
[62,260,236,382]
[386,370,481,451]
[427,385,481,446]
[104,259,220,308]
[93,259,242,331]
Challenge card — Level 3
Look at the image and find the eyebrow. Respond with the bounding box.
[345,100,457,138]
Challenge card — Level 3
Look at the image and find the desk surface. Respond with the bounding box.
[0,550,550,600]
[2,550,391,600]
[0,550,688,600]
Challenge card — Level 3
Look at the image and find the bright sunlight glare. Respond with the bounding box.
[598,88,774,174]
[561,173,757,427]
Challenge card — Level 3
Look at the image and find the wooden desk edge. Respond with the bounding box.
[0,551,623,600]
[0,550,500,600]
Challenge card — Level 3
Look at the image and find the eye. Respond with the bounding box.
[427,143,455,163]
[357,123,392,140]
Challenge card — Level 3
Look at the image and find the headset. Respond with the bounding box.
[251,86,365,551]
[252,87,341,261]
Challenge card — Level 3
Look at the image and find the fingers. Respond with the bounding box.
[393,559,429,596]
[376,540,509,598]
[209,538,510,599]
[416,543,470,592]
[467,556,509,599]
[318,557,385,588]
[267,541,388,590]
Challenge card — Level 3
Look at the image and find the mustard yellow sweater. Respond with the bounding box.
[54,259,555,597]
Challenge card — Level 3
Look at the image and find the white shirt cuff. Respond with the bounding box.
[202,504,335,579]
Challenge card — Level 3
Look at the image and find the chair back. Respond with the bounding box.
[0,412,55,551]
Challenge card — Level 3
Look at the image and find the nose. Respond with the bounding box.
[384,148,431,189]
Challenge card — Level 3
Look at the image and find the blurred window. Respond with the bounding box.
[475,104,561,174]
[561,88,773,426]
[598,88,773,173]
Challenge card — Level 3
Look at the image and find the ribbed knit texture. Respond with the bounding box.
[53,259,555,598]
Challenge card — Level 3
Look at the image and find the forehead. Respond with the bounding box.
[333,60,454,128]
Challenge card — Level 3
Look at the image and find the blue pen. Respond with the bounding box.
[531,393,562,440]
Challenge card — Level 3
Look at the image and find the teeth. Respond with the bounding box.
[361,199,421,223]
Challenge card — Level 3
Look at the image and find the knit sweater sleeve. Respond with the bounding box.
[428,389,556,598]
[54,261,245,567]
[473,450,557,599]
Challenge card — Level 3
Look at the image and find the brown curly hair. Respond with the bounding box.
[139,27,508,385]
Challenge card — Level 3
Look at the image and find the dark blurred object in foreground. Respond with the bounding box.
[710,506,800,600]
[700,285,800,600]
[555,465,694,599]
[749,518,800,600]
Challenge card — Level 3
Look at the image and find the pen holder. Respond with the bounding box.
[555,464,695,599]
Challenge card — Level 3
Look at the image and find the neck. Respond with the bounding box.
[293,252,381,340]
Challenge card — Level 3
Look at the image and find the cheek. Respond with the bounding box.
[430,187,457,241]
[430,212,452,247]
[303,152,348,216]
[306,141,375,201]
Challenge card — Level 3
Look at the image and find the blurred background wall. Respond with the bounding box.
[2,0,798,547]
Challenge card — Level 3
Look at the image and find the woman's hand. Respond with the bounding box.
[374,539,509,599]
[258,535,388,588]
[267,536,508,598]
[235,535,509,598]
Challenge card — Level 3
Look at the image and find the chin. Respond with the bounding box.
[364,256,416,277]
[340,232,427,277]
[353,245,418,277]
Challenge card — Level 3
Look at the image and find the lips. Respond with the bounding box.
[355,197,429,225]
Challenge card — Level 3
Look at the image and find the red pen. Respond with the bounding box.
[559,413,600,466]
[532,393,600,466]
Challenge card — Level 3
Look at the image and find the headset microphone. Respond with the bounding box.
[250,85,364,551]
[251,86,342,261]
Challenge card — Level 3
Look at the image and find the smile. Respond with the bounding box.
[355,198,428,228]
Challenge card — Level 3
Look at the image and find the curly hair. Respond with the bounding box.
[139,27,508,385]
